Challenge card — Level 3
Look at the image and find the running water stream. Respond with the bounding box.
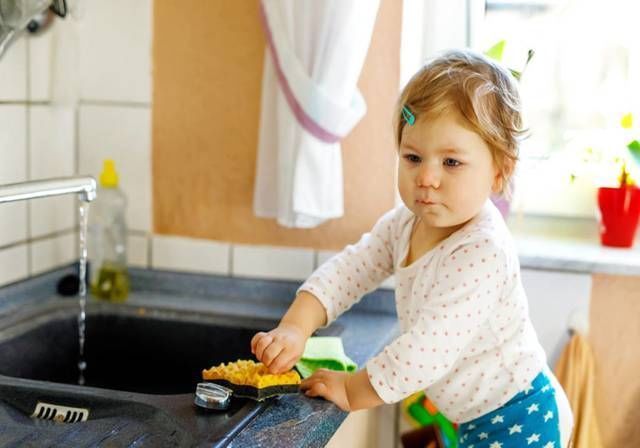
[77,201,90,385]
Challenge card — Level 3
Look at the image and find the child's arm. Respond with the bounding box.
[294,208,399,327]
[251,291,327,374]
[346,369,385,410]
[252,208,401,374]
[300,368,384,412]
[280,290,328,337]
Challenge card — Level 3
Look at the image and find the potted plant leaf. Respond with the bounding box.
[595,114,640,248]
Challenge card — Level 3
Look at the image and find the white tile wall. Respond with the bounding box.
[316,250,337,268]
[0,25,81,286]
[77,0,152,103]
[29,106,76,238]
[0,38,27,100]
[46,17,81,105]
[232,245,314,281]
[127,233,149,268]
[0,106,28,247]
[0,201,27,248]
[30,233,76,275]
[0,245,28,287]
[27,32,53,102]
[78,104,152,232]
[152,235,230,275]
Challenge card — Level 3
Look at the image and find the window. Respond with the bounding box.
[479,0,640,217]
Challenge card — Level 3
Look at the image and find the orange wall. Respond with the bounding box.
[152,0,401,250]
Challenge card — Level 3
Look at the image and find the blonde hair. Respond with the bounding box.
[394,49,527,196]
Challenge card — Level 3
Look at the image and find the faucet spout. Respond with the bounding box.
[0,176,97,204]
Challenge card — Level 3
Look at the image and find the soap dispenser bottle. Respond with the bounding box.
[89,159,130,301]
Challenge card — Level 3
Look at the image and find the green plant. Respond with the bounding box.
[570,113,640,188]
[484,40,535,80]
[620,113,640,187]
[485,42,640,190]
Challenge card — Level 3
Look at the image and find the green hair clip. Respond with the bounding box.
[402,105,415,125]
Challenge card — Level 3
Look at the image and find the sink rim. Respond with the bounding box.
[0,373,271,448]
[0,298,280,344]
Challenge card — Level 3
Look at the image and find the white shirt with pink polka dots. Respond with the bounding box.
[298,200,547,423]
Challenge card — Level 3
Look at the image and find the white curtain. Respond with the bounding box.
[253,0,380,228]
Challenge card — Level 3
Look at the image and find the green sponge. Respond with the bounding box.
[295,337,357,379]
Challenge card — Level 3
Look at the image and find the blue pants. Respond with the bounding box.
[458,371,562,448]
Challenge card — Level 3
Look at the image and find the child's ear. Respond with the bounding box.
[492,159,513,194]
[491,173,503,194]
[490,162,503,193]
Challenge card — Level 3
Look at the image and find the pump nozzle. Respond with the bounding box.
[99,159,119,188]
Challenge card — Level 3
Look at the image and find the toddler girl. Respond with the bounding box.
[251,49,573,448]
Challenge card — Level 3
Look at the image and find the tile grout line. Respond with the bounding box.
[79,99,151,108]
[25,37,32,276]
[0,228,79,252]
[147,233,153,269]
[74,89,82,262]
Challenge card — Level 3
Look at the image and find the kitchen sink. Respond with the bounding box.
[0,302,267,394]
[0,299,342,447]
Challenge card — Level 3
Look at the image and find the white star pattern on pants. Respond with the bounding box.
[527,433,540,444]
[508,424,523,435]
[457,372,564,448]
[541,384,551,392]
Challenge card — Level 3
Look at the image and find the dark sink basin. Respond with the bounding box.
[0,306,264,394]
[0,300,342,447]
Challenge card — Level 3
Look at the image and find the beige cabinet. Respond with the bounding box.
[326,404,399,448]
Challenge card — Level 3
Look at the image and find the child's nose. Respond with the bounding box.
[416,164,441,189]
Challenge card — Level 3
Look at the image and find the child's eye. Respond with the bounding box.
[444,158,461,167]
[404,154,421,164]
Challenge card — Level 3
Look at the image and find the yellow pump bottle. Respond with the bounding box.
[89,160,130,301]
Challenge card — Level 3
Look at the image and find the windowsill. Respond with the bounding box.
[507,213,640,276]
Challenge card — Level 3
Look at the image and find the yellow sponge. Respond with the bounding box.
[202,360,301,400]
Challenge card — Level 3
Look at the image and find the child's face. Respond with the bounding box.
[397,109,500,229]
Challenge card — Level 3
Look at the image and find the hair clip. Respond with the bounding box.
[402,105,415,126]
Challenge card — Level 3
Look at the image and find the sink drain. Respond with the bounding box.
[31,401,89,423]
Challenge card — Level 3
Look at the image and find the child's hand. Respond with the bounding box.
[300,369,351,412]
[251,323,306,374]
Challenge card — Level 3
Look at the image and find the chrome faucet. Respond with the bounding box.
[0,176,97,204]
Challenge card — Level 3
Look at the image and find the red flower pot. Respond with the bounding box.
[597,186,640,248]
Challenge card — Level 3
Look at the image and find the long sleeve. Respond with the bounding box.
[298,208,400,325]
[366,235,508,404]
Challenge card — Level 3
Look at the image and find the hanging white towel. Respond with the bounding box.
[253,0,380,228]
